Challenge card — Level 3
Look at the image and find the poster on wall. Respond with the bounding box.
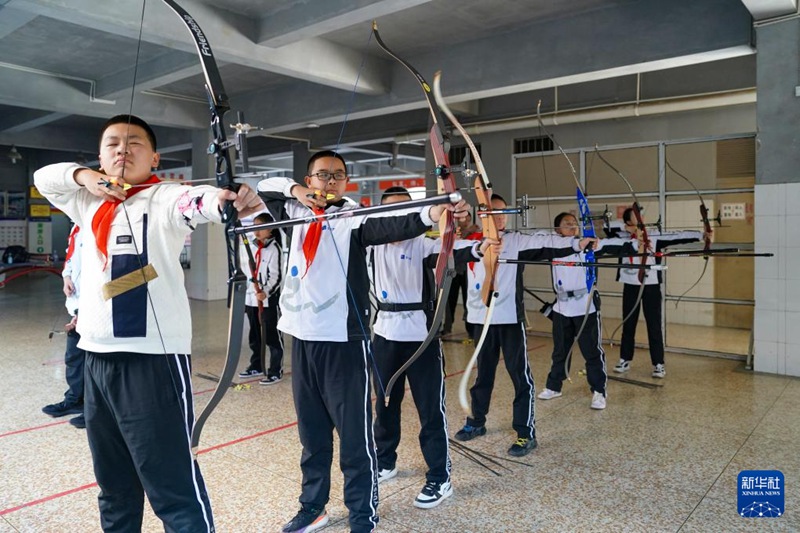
[29,186,45,200]
[5,192,26,219]
[27,221,52,255]
[29,204,51,219]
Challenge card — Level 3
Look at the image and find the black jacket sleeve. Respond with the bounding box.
[355,212,430,247]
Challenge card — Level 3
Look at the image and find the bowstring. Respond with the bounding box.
[117,0,182,411]
[535,108,597,383]
[320,28,389,398]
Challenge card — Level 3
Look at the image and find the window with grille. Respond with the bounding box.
[514,136,553,154]
[448,144,479,165]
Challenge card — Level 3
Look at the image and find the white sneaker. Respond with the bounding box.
[414,480,453,509]
[652,364,666,378]
[377,467,397,483]
[613,359,630,373]
[591,391,606,410]
[537,388,562,400]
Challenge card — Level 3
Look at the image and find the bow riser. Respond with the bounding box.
[428,128,457,287]
[473,177,500,306]
[161,0,245,455]
[372,22,459,401]
[576,187,596,291]
[431,71,501,416]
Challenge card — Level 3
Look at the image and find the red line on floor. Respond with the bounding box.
[0,419,69,438]
[0,482,98,516]
[198,421,299,454]
[0,374,287,441]
[0,363,473,515]
[527,343,546,352]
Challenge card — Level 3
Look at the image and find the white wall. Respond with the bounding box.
[754,182,800,376]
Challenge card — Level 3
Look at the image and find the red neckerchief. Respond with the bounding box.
[65,225,80,263]
[301,207,325,278]
[91,174,160,270]
[467,231,484,273]
[253,239,264,281]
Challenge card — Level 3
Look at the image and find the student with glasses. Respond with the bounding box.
[257,152,469,533]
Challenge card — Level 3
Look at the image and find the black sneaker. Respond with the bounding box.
[414,480,453,509]
[42,400,83,418]
[259,374,283,386]
[454,424,486,441]
[238,367,263,379]
[508,437,537,457]
[281,506,328,533]
[69,414,86,429]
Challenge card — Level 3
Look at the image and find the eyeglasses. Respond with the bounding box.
[310,171,347,181]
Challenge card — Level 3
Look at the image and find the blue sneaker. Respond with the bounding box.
[454,424,486,442]
[42,400,83,418]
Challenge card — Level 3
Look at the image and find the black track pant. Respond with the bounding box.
[444,272,470,335]
[372,336,451,483]
[64,329,85,405]
[620,283,665,365]
[245,295,284,375]
[85,352,214,533]
[546,311,607,395]
[466,322,536,440]
[292,339,378,533]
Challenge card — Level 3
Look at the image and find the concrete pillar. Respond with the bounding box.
[185,129,228,301]
[753,17,800,376]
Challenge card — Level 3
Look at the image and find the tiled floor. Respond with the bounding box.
[1,273,797,532]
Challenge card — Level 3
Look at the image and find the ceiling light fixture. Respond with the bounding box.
[8,145,21,165]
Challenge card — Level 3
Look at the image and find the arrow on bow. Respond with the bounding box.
[430,71,501,415]
[372,22,459,403]
[161,0,248,455]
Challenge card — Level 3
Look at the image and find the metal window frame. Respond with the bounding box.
[512,133,756,359]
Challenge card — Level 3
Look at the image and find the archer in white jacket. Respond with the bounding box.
[41,224,87,425]
[538,212,635,410]
[238,212,284,382]
[612,206,706,378]
[455,194,595,458]
[34,114,265,533]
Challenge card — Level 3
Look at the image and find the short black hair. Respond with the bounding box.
[622,207,635,224]
[554,212,577,228]
[381,186,411,204]
[491,193,507,205]
[307,150,347,175]
[254,212,274,225]
[100,115,157,151]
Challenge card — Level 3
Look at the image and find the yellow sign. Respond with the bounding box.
[29,186,44,199]
[29,204,51,218]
